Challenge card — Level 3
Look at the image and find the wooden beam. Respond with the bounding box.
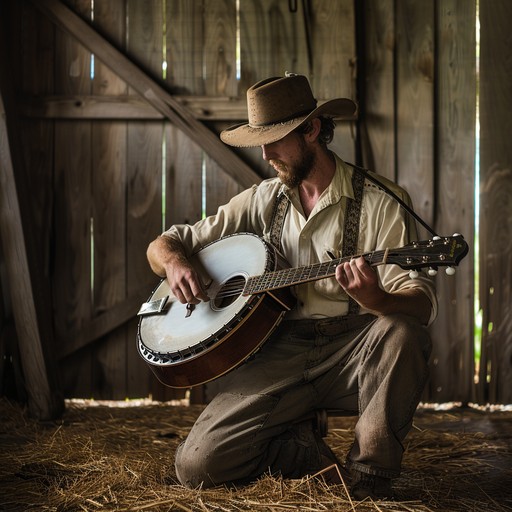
[20,95,249,120]
[0,91,63,419]
[20,94,357,122]
[57,286,151,360]
[32,0,262,189]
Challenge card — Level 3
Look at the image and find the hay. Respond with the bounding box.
[0,399,511,511]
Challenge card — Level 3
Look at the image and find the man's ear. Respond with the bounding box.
[305,117,322,142]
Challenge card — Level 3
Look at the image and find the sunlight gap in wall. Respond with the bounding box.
[162,0,168,231]
[90,0,95,301]
[162,0,168,80]
[474,0,482,384]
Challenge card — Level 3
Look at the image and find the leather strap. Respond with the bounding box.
[342,169,365,314]
[269,169,365,315]
[269,187,290,250]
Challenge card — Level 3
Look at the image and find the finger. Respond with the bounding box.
[170,284,188,304]
[336,262,353,288]
[343,261,356,282]
[169,276,200,305]
[352,256,378,284]
[335,264,347,286]
[190,279,210,302]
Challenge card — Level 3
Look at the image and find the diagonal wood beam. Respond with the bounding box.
[0,90,64,419]
[56,285,151,360]
[32,0,262,189]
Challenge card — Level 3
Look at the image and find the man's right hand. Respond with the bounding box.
[165,259,209,305]
[147,235,209,305]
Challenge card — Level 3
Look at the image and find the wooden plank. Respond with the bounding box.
[90,0,130,400]
[427,0,476,404]
[16,0,57,337]
[0,90,63,419]
[53,0,93,398]
[204,153,243,217]
[311,0,356,165]
[21,95,165,119]
[57,286,151,360]
[310,0,354,99]
[159,0,207,403]
[165,0,204,94]
[164,0,204,229]
[479,170,512,404]
[395,0,435,239]
[21,94,350,121]
[31,0,262,189]
[359,0,396,180]
[125,0,166,399]
[239,0,309,90]
[165,124,203,226]
[202,0,242,217]
[479,0,512,403]
[238,0,273,90]
[203,0,238,97]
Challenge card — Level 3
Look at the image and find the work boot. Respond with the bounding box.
[312,433,351,485]
[349,470,393,500]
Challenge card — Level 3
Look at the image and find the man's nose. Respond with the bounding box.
[261,144,272,161]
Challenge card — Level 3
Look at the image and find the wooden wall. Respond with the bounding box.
[0,0,510,417]
[478,0,512,404]
[360,0,476,403]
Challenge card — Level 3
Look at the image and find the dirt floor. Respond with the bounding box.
[0,398,511,511]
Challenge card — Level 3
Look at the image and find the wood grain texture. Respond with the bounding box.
[0,92,61,418]
[53,0,94,398]
[479,167,512,403]
[395,0,435,236]
[478,0,512,404]
[427,0,475,404]
[203,0,238,97]
[165,0,204,94]
[123,0,168,399]
[359,0,396,181]
[5,0,506,405]
[91,0,131,400]
[310,0,355,99]
[240,0,309,88]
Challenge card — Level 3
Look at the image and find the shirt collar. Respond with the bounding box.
[312,154,355,211]
[280,153,355,206]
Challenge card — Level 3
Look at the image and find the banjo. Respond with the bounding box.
[137,232,468,388]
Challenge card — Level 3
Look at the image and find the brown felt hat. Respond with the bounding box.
[220,74,357,148]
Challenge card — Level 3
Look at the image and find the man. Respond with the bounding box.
[146,74,437,500]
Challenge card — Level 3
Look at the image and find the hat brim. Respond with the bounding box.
[220,98,357,148]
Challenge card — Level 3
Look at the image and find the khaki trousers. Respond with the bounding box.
[175,313,432,487]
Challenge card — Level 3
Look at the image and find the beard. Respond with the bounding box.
[270,141,316,188]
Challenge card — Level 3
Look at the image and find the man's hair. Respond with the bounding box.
[295,116,336,146]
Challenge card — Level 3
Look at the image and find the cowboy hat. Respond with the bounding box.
[220,74,357,148]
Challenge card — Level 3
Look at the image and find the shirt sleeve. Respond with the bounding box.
[360,180,439,325]
[161,185,259,257]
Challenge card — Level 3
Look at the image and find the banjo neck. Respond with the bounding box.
[242,250,387,296]
[242,233,468,296]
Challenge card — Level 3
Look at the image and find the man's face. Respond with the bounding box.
[261,131,316,188]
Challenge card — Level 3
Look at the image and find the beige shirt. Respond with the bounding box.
[164,154,438,324]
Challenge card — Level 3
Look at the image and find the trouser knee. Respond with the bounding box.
[372,314,432,360]
[175,441,219,489]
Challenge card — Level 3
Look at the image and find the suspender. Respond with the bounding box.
[269,168,365,315]
[269,187,290,250]
[342,169,365,314]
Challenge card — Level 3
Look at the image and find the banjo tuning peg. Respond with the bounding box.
[409,270,419,279]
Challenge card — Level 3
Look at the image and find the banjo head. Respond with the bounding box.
[138,233,273,366]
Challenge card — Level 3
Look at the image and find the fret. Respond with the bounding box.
[242,236,467,297]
